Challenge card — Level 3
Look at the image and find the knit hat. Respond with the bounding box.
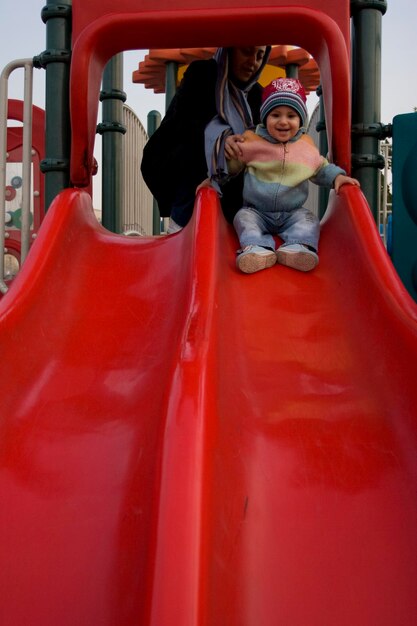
[260,77,308,127]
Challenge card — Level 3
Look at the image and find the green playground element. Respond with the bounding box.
[147,110,162,235]
[391,112,417,302]
[350,0,389,221]
[35,0,72,211]
[10,208,34,230]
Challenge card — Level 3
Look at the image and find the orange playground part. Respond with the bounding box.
[132,46,320,94]
[1,0,417,624]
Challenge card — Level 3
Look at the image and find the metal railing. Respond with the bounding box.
[378,140,392,247]
[0,59,34,294]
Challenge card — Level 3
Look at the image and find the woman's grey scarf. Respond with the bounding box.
[204,47,271,192]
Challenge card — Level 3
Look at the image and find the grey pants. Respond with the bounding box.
[233,206,320,251]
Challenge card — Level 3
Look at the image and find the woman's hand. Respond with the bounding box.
[225,134,246,160]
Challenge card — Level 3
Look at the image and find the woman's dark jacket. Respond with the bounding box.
[140,58,263,222]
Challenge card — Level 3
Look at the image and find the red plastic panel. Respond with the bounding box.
[7,99,45,161]
[69,2,351,186]
[0,186,417,625]
[7,99,45,230]
[72,0,350,39]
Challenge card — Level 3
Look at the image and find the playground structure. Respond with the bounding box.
[1,1,417,625]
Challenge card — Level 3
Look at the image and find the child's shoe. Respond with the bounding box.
[237,245,277,274]
[276,243,319,272]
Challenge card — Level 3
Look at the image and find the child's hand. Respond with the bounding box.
[225,134,246,159]
[334,174,361,194]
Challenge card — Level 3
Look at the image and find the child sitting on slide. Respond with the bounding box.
[226,77,360,273]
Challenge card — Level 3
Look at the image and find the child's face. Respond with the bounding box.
[266,105,301,142]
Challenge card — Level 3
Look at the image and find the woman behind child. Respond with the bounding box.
[222,77,360,274]
[141,46,270,233]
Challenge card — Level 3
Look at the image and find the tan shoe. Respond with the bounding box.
[276,244,319,272]
[237,245,277,274]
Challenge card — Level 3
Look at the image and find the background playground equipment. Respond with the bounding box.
[0,96,45,289]
[0,0,417,624]
[0,59,153,296]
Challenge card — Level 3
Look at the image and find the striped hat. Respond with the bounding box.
[260,78,308,127]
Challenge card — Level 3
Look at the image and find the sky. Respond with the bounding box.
[0,1,416,125]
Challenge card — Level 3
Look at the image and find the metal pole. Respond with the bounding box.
[0,64,9,293]
[0,59,34,292]
[161,62,178,234]
[350,0,388,220]
[97,53,126,233]
[146,110,162,235]
[21,62,34,262]
[315,85,330,219]
[165,62,178,110]
[285,64,299,79]
[36,0,72,210]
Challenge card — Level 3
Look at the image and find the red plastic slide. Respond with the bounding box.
[1,186,417,625]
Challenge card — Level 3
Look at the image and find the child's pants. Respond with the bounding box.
[233,206,320,251]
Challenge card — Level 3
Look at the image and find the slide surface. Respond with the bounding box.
[1,186,417,625]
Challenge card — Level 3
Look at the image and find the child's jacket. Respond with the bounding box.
[228,126,345,213]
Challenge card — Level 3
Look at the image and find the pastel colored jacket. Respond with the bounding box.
[228,125,345,213]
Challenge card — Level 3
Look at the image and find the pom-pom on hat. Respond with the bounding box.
[260,77,308,127]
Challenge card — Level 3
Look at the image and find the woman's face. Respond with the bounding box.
[229,46,267,83]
